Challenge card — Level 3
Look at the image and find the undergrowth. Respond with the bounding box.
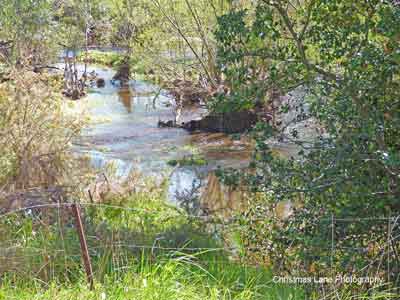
[0,186,303,300]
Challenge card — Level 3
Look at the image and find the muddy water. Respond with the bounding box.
[65,65,252,202]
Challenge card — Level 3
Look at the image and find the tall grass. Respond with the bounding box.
[1,180,398,299]
[319,285,400,300]
[0,257,302,300]
[0,69,86,192]
[0,185,304,300]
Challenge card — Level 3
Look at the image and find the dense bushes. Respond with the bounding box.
[0,69,84,191]
[214,0,400,291]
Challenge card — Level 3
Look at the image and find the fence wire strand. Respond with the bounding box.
[0,202,398,292]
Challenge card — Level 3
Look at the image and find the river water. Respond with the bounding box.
[64,65,253,202]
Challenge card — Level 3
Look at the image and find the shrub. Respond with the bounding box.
[0,69,85,191]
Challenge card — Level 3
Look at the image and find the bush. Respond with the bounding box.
[0,69,85,191]
[214,0,400,293]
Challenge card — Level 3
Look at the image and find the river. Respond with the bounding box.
[64,64,253,205]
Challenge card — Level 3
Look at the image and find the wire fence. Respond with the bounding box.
[0,200,398,297]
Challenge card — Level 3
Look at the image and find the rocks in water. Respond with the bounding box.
[113,57,130,86]
[96,78,105,88]
[159,110,258,133]
[63,88,85,100]
[158,120,175,128]
[71,89,80,100]
[182,110,258,134]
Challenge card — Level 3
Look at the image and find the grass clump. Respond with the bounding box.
[0,258,302,300]
[168,146,207,167]
[0,182,303,300]
[167,154,207,167]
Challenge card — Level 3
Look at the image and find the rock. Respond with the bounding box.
[182,120,201,131]
[71,89,80,100]
[96,78,105,88]
[158,120,175,128]
[63,87,85,100]
[113,57,130,86]
[182,110,258,134]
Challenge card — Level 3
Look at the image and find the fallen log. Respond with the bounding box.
[159,110,258,134]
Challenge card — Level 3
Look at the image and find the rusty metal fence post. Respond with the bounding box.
[71,202,94,290]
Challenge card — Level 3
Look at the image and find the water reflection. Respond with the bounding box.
[118,87,133,113]
[67,64,257,208]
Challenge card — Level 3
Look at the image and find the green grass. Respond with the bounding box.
[76,50,152,79]
[77,50,125,68]
[1,178,397,300]
[0,257,302,300]
[0,185,303,300]
[76,50,146,74]
[167,146,208,167]
[167,155,207,167]
[1,181,397,299]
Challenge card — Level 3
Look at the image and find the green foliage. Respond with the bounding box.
[55,0,112,48]
[212,4,304,112]
[0,0,114,66]
[0,188,303,300]
[77,50,125,68]
[215,0,400,287]
[106,0,235,85]
[2,0,400,297]
[0,0,58,64]
[167,154,207,167]
[0,260,301,300]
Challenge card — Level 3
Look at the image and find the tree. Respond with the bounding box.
[0,0,56,66]
[108,0,235,86]
[215,0,400,284]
